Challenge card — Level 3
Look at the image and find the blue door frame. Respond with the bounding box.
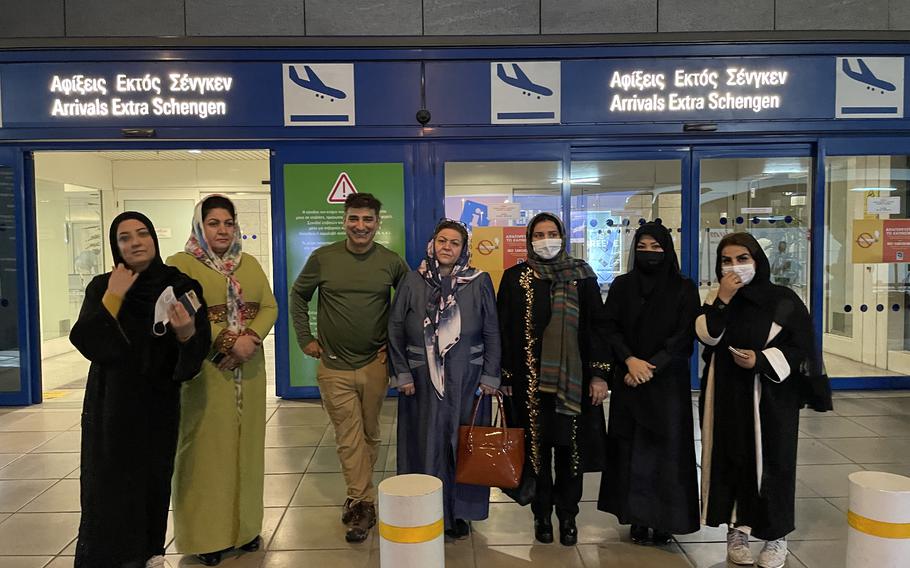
[271,141,425,399]
[564,144,816,389]
[0,147,40,406]
[815,136,910,389]
[689,144,814,389]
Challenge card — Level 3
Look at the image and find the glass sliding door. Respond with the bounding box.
[697,154,812,304]
[569,157,683,295]
[438,143,565,289]
[823,155,910,378]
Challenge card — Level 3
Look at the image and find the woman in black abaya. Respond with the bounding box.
[695,232,832,568]
[70,212,210,568]
[597,222,700,545]
[497,213,609,547]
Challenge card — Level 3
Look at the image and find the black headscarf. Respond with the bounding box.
[622,223,686,359]
[627,222,681,295]
[714,232,832,411]
[714,232,775,308]
[108,211,181,307]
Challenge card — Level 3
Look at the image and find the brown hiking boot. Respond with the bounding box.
[342,498,354,524]
[345,501,376,543]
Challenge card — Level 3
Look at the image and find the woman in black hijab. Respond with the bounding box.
[597,222,700,545]
[497,212,609,546]
[70,212,210,568]
[695,232,832,568]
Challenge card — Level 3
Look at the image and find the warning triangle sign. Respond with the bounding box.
[327,172,358,203]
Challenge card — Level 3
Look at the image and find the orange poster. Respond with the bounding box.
[852,219,883,263]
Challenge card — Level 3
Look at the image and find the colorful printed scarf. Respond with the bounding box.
[524,213,595,416]
[419,223,483,399]
[185,195,245,408]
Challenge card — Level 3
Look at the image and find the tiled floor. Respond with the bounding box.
[1,384,908,567]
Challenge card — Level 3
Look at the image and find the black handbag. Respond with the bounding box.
[502,469,536,506]
[500,393,536,506]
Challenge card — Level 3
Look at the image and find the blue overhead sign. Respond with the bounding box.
[563,57,837,122]
[0,56,906,129]
[0,61,420,128]
[426,56,908,125]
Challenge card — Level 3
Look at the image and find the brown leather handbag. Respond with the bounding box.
[455,391,525,489]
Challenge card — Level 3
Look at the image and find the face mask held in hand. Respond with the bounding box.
[532,238,563,260]
[722,263,756,285]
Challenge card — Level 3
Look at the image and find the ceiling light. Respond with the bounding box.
[551,177,600,185]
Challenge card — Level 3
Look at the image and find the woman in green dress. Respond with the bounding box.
[168,194,278,566]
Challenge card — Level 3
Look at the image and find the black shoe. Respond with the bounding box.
[651,529,672,545]
[534,516,554,544]
[239,535,262,552]
[445,518,470,540]
[195,551,223,566]
[342,498,355,524]
[345,501,376,543]
[630,524,650,545]
[559,518,577,546]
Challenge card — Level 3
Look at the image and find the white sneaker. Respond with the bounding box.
[726,527,754,565]
[146,556,167,568]
[758,538,788,568]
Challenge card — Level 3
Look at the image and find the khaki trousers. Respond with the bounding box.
[316,355,388,504]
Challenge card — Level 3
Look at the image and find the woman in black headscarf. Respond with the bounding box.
[70,212,210,568]
[597,222,700,545]
[695,232,832,568]
[497,212,609,546]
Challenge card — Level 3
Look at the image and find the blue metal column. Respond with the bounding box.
[811,143,827,358]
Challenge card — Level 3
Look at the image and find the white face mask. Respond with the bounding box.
[532,238,563,260]
[722,263,756,285]
[153,286,178,336]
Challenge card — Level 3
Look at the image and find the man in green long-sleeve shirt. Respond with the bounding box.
[289,192,408,543]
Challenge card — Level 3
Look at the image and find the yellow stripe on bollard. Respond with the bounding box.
[379,518,444,544]
[848,510,910,539]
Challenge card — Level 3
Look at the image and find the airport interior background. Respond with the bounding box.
[2,1,910,563]
[23,150,910,398]
[32,150,274,393]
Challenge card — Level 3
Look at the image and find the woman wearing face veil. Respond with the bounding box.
[70,212,209,568]
[389,220,501,539]
[696,232,832,568]
[597,222,700,545]
[497,212,609,546]
[168,195,278,566]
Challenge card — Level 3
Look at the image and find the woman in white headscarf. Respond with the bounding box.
[167,195,278,566]
[388,219,501,539]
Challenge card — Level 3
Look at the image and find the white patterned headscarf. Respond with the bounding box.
[185,195,245,332]
[184,194,246,409]
[418,220,483,399]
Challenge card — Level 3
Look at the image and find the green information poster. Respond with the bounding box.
[284,163,406,387]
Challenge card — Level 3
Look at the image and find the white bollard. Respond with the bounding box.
[378,474,444,568]
[846,471,910,568]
